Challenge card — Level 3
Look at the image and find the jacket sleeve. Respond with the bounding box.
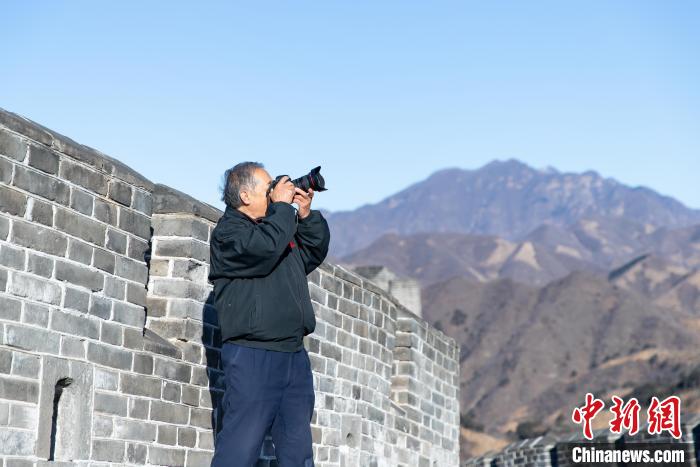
[294,209,331,274]
[210,202,297,279]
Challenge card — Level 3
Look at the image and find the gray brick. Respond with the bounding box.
[0,375,39,403]
[182,385,199,407]
[133,353,153,374]
[148,445,185,466]
[108,179,132,206]
[157,424,177,445]
[126,282,147,307]
[0,267,6,291]
[120,373,161,398]
[190,366,208,387]
[155,238,209,263]
[22,302,50,327]
[104,275,125,300]
[87,342,132,370]
[94,198,118,224]
[154,358,192,383]
[0,129,28,161]
[0,214,9,240]
[186,450,213,466]
[322,274,343,295]
[113,418,156,442]
[11,352,40,379]
[89,294,112,319]
[55,260,104,291]
[0,157,12,184]
[13,165,69,205]
[94,392,128,416]
[50,309,99,340]
[0,349,11,374]
[8,272,62,305]
[150,400,189,424]
[131,189,152,216]
[177,426,196,448]
[171,259,208,283]
[27,197,53,227]
[112,301,145,328]
[11,219,67,256]
[146,296,167,317]
[123,327,145,350]
[198,429,214,450]
[92,439,125,462]
[66,238,92,265]
[189,407,212,429]
[93,248,115,274]
[153,217,209,242]
[115,256,148,284]
[152,278,209,302]
[0,400,8,424]
[106,228,127,254]
[27,145,59,174]
[0,185,27,217]
[59,335,86,358]
[94,368,118,390]
[127,236,149,262]
[126,442,148,464]
[100,321,122,345]
[149,259,169,277]
[128,397,149,420]
[55,207,106,246]
[26,252,53,278]
[119,208,150,240]
[163,381,181,402]
[64,286,90,312]
[69,187,94,215]
[93,414,113,437]
[9,404,37,429]
[0,244,25,270]
[0,427,35,456]
[0,295,21,321]
[59,159,108,196]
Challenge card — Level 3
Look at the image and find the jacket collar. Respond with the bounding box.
[225,204,262,224]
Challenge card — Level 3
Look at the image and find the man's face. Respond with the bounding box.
[241,168,273,219]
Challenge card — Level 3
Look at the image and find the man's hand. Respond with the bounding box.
[294,187,314,219]
[269,176,295,204]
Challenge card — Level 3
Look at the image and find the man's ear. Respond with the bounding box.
[239,189,251,206]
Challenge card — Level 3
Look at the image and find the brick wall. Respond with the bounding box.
[463,416,700,467]
[0,108,460,467]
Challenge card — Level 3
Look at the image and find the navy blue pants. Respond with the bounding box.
[211,342,315,467]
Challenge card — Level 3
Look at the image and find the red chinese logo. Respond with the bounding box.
[648,396,682,439]
[572,392,605,440]
[572,393,682,440]
[609,395,640,436]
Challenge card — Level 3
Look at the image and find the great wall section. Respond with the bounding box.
[0,108,461,467]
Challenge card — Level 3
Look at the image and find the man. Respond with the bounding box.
[208,161,330,467]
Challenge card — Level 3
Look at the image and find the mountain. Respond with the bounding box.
[423,272,700,459]
[339,218,700,290]
[339,231,600,287]
[325,159,700,257]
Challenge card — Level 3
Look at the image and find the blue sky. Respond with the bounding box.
[3,1,699,212]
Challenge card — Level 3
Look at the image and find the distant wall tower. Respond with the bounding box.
[353,266,422,318]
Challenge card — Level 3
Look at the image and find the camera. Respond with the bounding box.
[267,166,327,197]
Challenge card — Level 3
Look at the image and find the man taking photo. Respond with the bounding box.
[208,161,330,467]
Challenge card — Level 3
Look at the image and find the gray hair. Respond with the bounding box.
[220,161,265,209]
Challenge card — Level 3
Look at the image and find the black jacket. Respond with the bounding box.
[208,201,330,352]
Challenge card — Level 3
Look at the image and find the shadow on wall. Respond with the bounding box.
[201,292,281,466]
[201,291,223,440]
